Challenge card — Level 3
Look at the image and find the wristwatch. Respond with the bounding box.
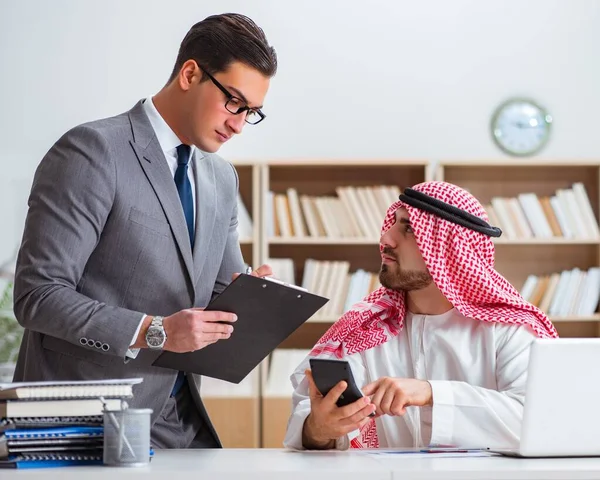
[145,316,167,350]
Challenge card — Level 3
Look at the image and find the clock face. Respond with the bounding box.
[491,99,552,156]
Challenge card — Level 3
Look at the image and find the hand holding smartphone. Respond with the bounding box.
[309,358,376,417]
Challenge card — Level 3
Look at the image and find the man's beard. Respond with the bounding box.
[379,250,433,291]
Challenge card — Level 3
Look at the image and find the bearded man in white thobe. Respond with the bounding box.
[284,181,558,450]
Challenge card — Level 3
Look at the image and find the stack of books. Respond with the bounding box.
[0,378,141,469]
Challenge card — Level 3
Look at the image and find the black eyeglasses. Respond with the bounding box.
[200,68,266,125]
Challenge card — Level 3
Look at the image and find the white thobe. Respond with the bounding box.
[283,308,537,450]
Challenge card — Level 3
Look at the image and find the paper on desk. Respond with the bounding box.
[366,449,494,458]
[0,378,143,389]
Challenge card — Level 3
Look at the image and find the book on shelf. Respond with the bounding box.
[486,183,600,240]
[264,349,310,397]
[266,258,296,286]
[268,258,380,321]
[266,185,401,240]
[519,267,600,317]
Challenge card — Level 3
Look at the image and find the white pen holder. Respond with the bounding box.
[102,399,152,467]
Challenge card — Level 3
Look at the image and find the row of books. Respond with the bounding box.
[269,257,600,319]
[249,182,600,241]
[266,185,401,239]
[485,183,599,240]
[520,267,600,317]
[268,258,381,320]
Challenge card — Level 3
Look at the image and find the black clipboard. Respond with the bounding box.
[152,274,329,383]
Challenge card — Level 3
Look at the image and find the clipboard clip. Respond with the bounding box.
[244,266,308,293]
[260,276,308,293]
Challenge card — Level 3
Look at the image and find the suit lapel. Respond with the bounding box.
[127,102,195,292]
[192,152,217,286]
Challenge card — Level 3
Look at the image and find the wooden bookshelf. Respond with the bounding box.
[260,160,428,289]
[223,158,600,449]
[435,160,600,337]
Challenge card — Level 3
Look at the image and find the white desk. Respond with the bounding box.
[371,452,600,480]
[11,449,390,480]
[10,449,600,480]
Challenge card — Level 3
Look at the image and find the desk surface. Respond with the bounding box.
[372,451,600,480]
[11,449,600,480]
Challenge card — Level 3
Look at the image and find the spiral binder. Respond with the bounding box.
[0,416,103,433]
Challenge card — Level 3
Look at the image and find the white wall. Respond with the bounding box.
[1,0,599,262]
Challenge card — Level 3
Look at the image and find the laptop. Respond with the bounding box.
[491,338,600,457]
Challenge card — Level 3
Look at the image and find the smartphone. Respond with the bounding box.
[309,358,375,416]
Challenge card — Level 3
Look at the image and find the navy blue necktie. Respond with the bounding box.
[171,144,193,397]
[174,144,194,249]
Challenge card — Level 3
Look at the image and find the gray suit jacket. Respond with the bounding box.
[12,100,246,446]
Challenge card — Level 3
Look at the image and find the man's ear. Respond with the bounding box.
[178,60,200,91]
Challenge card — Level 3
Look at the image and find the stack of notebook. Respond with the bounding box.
[0,378,142,468]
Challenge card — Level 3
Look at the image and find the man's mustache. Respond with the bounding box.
[382,247,397,260]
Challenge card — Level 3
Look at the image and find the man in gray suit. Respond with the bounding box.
[12,13,277,449]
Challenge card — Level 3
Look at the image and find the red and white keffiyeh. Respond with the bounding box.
[309,181,558,449]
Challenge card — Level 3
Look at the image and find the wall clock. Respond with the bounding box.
[491,98,552,156]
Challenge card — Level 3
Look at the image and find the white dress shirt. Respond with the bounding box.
[283,308,537,450]
[126,97,198,358]
[142,96,197,213]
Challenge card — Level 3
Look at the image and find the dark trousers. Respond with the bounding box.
[151,382,220,449]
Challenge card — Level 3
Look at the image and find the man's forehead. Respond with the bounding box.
[219,62,269,107]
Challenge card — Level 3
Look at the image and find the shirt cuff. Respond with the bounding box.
[283,409,310,450]
[125,314,146,362]
[335,428,359,451]
[428,380,455,447]
[125,347,141,360]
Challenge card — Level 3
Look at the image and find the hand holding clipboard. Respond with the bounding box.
[142,264,274,354]
[153,271,328,383]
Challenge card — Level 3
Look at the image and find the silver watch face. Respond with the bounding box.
[146,326,166,348]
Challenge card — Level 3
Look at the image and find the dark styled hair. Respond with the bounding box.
[168,13,277,83]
